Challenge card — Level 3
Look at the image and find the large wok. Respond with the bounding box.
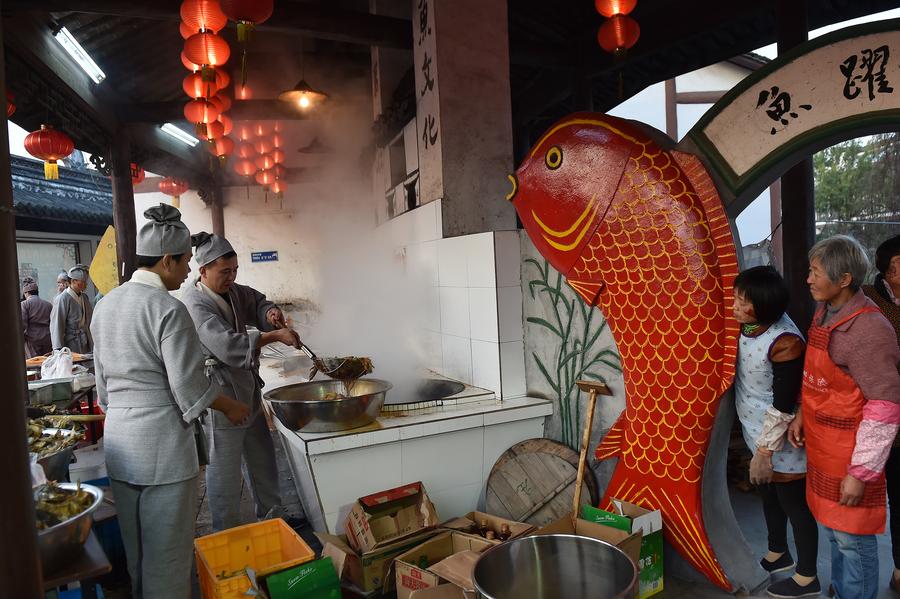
[264,378,392,433]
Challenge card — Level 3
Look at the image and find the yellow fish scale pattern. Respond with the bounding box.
[573,141,727,484]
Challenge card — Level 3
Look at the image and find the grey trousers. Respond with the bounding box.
[110,476,197,599]
[205,409,282,531]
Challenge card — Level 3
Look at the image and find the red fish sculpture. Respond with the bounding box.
[508,113,739,589]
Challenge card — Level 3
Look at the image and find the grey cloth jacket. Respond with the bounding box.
[91,273,221,485]
[181,279,276,430]
[21,295,53,357]
[50,287,93,353]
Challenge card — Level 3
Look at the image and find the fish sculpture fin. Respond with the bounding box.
[594,414,625,460]
[566,277,604,306]
[671,150,740,394]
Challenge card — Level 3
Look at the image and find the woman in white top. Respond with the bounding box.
[733,266,818,599]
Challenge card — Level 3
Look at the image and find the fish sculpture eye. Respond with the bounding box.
[545,145,563,170]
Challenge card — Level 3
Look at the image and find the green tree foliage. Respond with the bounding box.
[814,133,900,256]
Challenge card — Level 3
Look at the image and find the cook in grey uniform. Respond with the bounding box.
[91,205,250,599]
[50,264,93,353]
[56,271,70,295]
[20,277,53,357]
[181,232,301,531]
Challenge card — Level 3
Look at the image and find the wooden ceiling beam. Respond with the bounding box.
[119,99,313,123]
[2,13,207,175]
[5,0,413,49]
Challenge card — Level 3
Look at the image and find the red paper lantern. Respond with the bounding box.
[594,0,637,17]
[220,0,274,41]
[271,164,286,179]
[217,113,233,136]
[184,99,220,136]
[252,122,271,137]
[181,0,228,34]
[180,21,194,39]
[205,120,226,140]
[597,15,640,54]
[184,32,230,79]
[159,177,190,207]
[181,51,201,72]
[271,148,285,164]
[254,137,272,155]
[271,133,283,148]
[209,135,234,158]
[24,125,74,180]
[131,163,145,185]
[6,90,15,118]
[213,67,230,90]
[254,153,274,171]
[255,169,274,188]
[237,122,253,141]
[183,72,220,99]
[272,178,286,200]
[233,158,255,177]
[214,92,233,112]
[236,140,255,158]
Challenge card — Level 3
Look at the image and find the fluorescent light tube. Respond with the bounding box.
[53,26,106,84]
[160,123,200,147]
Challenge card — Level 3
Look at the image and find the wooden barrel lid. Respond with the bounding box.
[485,439,599,527]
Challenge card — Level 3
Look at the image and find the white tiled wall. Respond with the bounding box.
[383,200,526,398]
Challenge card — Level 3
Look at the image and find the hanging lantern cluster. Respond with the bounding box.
[180,0,235,170]
[24,125,74,180]
[159,177,191,208]
[232,119,287,204]
[595,0,640,55]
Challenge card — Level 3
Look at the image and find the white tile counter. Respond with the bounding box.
[258,352,552,534]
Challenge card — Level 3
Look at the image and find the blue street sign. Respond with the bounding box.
[251,251,279,263]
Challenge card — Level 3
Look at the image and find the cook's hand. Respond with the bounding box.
[273,327,301,349]
[267,307,286,329]
[840,474,866,507]
[788,411,804,448]
[749,450,774,485]
[223,398,251,426]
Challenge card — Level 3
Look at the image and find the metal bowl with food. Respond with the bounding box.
[264,378,393,433]
[36,482,104,573]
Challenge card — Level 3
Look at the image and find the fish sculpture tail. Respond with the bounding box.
[597,415,732,590]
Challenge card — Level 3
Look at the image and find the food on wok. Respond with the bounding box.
[34,482,94,530]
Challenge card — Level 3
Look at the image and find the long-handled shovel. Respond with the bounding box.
[573,379,613,527]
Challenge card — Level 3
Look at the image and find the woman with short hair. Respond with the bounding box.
[789,234,900,599]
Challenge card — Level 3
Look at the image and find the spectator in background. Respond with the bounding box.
[789,235,900,599]
[861,233,900,592]
[56,271,69,295]
[20,277,52,357]
[50,264,93,353]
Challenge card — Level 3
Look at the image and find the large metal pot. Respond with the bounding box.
[264,378,392,433]
[472,534,638,599]
[37,482,104,574]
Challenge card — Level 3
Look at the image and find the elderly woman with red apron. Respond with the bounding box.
[789,235,900,599]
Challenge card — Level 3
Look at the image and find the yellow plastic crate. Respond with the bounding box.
[195,518,315,599]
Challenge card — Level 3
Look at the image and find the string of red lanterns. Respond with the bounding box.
[595,0,640,55]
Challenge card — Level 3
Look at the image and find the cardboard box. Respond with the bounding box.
[393,531,493,599]
[345,481,439,554]
[410,585,467,599]
[317,530,439,594]
[532,512,643,568]
[440,511,534,544]
[264,556,340,599]
[581,500,664,599]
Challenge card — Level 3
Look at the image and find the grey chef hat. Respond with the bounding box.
[22,277,38,293]
[68,264,89,281]
[191,231,235,267]
[57,271,70,282]
[137,204,192,256]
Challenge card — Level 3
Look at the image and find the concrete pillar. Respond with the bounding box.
[413,0,516,237]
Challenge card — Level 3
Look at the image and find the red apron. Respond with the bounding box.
[802,305,886,535]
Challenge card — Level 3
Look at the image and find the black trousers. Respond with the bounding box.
[761,478,819,577]
[886,445,900,570]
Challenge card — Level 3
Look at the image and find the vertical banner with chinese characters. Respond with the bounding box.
[688,22,900,201]
[412,0,443,204]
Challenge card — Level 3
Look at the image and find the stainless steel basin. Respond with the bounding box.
[472,534,638,599]
[264,378,392,433]
[37,482,104,574]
